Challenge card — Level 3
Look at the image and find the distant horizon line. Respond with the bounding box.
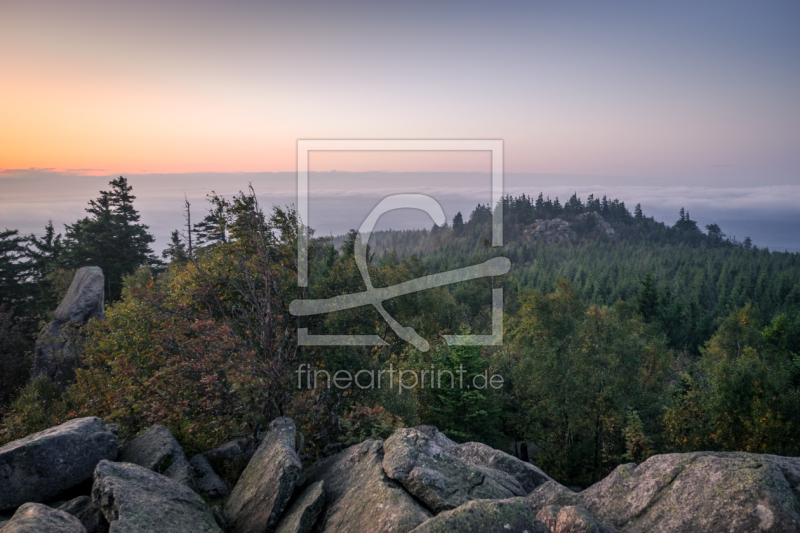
[3,168,799,189]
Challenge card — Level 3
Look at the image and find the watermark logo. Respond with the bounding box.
[296,364,505,394]
[289,140,508,351]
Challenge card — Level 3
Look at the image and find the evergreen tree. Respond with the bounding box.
[420,331,502,443]
[27,221,62,280]
[26,221,63,314]
[0,305,33,406]
[0,229,29,308]
[637,272,659,323]
[535,193,545,216]
[162,230,188,264]
[564,193,583,218]
[62,177,156,301]
[452,212,464,234]
[675,208,700,234]
[706,223,724,243]
[194,193,228,246]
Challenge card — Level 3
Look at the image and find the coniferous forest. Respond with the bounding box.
[2,179,799,488]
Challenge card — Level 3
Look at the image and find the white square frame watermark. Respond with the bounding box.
[293,139,505,350]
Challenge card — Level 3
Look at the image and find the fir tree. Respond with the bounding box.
[26,221,63,313]
[194,194,228,246]
[162,230,188,264]
[0,229,29,308]
[452,212,464,234]
[62,177,156,301]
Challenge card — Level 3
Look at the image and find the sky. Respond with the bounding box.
[1,1,799,250]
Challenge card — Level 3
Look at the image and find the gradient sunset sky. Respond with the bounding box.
[2,0,799,182]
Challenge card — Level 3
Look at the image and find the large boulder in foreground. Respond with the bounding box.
[306,439,432,533]
[578,451,800,533]
[117,424,194,488]
[91,460,221,533]
[54,266,104,324]
[0,417,118,512]
[224,417,304,533]
[0,502,86,533]
[382,427,525,513]
[409,497,549,533]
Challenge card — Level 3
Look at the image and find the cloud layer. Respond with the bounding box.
[2,170,799,253]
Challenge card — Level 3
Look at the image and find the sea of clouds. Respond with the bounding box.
[2,169,799,254]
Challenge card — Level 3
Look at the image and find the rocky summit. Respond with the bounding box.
[0,416,799,533]
[31,266,106,388]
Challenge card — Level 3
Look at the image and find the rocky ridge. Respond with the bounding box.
[523,213,616,244]
[1,416,799,533]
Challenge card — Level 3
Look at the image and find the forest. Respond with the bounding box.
[1,178,799,488]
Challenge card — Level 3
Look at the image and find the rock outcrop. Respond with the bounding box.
[305,439,432,533]
[409,497,549,533]
[449,441,553,493]
[91,460,221,533]
[525,219,577,244]
[382,427,538,513]
[523,213,615,245]
[30,319,79,387]
[2,417,800,532]
[224,417,304,533]
[274,481,325,533]
[117,424,194,489]
[32,266,105,387]
[536,504,620,533]
[54,267,105,323]
[577,452,800,533]
[0,417,118,512]
[0,502,86,533]
[578,213,615,237]
[528,480,581,511]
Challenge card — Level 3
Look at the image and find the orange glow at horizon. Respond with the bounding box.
[2,1,798,183]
